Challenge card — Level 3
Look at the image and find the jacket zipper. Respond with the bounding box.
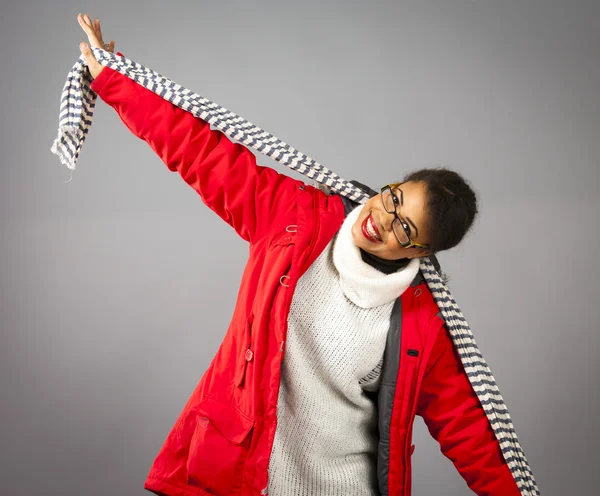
[261,186,320,495]
[280,186,319,353]
[262,186,319,495]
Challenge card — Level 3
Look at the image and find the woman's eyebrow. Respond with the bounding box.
[394,186,419,239]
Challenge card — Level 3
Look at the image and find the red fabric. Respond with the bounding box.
[417,319,521,496]
[91,55,299,245]
[90,58,522,496]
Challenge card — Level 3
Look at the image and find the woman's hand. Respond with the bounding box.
[77,13,115,80]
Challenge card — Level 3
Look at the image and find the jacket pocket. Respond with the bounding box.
[234,312,254,389]
[186,397,255,495]
[400,361,418,426]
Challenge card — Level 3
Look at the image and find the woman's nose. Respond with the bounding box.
[380,210,396,231]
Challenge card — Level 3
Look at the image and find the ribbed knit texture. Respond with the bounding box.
[266,204,420,495]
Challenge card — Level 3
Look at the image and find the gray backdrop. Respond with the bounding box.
[1,0,598,494]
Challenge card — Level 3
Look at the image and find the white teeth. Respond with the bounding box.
[367,216,382,241]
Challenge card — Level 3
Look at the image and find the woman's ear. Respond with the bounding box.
[405,247,426,259]
[416,248,431,258]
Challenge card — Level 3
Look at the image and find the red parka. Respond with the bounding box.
[90,56,522,496]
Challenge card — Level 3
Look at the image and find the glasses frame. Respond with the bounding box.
[380,183,430,250]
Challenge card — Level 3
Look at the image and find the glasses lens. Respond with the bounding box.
[383,189,395,213]
[392,219,409,244]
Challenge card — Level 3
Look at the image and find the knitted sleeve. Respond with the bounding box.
[90,53,302,244]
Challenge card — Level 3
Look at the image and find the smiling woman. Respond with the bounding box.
[350,167,479,261]
[57,13,538,496]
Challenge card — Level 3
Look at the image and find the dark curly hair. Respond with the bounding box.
[390,167,479,255]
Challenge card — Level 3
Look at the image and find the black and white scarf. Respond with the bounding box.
[50,48,540,495]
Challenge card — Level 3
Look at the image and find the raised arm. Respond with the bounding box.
[417,321,522,496]
[89,57,302,243]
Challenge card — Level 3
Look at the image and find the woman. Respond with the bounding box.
[78,13,522,496]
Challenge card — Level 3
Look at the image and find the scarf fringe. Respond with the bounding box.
[50,48,540,495]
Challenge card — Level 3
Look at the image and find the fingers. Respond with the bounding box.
[79,42,95,63]
[79,41,103,79]
[77,13,90,33]
[95,19,103,40]
[78,13,106,49]
[77,13,96,39]
[83,13,93,28]
[93,18,111,50]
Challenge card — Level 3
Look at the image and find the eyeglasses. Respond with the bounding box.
[380,184,430,250]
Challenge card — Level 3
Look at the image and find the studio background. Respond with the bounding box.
[1,0,598,494]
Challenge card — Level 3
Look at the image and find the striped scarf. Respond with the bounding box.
[50,48,540,495]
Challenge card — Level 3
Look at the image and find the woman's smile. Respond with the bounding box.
[361,211,383,243]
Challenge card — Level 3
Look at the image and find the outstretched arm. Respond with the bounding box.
[89,58,301,243]
[77,14,301,244]
[417,321,522,496]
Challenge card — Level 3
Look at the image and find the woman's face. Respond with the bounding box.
[351,180,432,260]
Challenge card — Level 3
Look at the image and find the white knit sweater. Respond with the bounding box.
[266,204,420,495]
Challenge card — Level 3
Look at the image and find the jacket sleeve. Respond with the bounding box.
[416,319,522,496]
[89,53,302,243]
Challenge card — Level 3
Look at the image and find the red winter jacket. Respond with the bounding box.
[90,55,521,496]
